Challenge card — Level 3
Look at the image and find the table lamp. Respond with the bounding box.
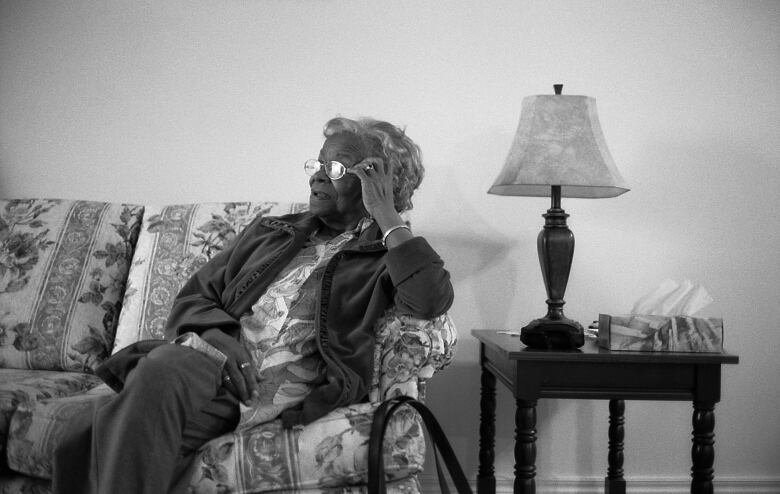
[488,84,629,349]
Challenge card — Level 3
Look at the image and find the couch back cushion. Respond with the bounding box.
[113,201,306,352]
[0,199,143,371]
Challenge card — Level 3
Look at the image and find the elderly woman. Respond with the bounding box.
[52,117,454,494]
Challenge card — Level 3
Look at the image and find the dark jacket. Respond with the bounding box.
[102,212,453,427]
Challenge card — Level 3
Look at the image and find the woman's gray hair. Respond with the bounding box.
[323,117,424,213]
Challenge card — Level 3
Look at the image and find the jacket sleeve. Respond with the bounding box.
[163,221,256,341]
[384,236,454,319]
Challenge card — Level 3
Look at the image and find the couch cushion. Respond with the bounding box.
[6,383,113,479]
[0,474,420,494]
[113,201,306,351]
[188,401,425,493]
[0,474,50,493]
[0,199,143,371]
[8,394,425,490]
[0,369,104,473]
[188,476,422,494]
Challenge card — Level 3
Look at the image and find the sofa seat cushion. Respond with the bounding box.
[9,394,425,490]
[0,369,104,473]
[186,402,425,494]
[0,199,144,372]
[0,475,420,494]
[0,474,50,493]
[187,476,422,494]
[6,382,112,478]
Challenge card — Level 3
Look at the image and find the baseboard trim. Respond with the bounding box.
[419,474,780,493]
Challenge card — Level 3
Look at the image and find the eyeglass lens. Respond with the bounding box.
[304,159,346,179]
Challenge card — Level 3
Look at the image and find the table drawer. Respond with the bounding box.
[523,361,697,400]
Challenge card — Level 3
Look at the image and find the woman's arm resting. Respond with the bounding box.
[385,236,454,318]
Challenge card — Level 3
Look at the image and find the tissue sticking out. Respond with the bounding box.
[630,279,713,316]
[598,279,723,352]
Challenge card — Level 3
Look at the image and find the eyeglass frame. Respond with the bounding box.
[304,159,349,180]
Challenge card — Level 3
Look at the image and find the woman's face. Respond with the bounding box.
[308,132,366,232]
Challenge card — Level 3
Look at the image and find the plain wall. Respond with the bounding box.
[2,0,779,486]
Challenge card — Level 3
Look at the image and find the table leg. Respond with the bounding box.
[515,399,537,494]
[691,401,716,494]
[478,369,497,494]
[605,399,626,494]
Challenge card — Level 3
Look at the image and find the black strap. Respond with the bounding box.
[368,396,472,494]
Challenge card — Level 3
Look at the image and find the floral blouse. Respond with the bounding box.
[235,218,373,429]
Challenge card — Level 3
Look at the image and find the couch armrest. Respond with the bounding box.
[369,309,457,403]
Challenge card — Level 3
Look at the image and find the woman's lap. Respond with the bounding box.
[53,343,240,494]
[123,343,240,452]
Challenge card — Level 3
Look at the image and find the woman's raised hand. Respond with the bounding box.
[348,157,395,219]
[349,157,414,248]
[201,328,259,405]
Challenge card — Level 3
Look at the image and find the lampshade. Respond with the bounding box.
[488,92,629,198]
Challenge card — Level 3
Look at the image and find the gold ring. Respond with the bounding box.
[239,362,251,370]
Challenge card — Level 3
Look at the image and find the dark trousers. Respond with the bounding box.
[52,344,240,494]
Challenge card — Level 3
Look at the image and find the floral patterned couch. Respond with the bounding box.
[0,199,457,494]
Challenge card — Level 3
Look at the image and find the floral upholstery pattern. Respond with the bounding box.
[6,384,112,478]
[0,369,104,473]
[371,312,457,403]
[0,475,421,494]
[0,200,143,371]
[187,403,423,493]
[184,312,456,494]
[5,310,457,492]
[113,202,306,351]
[1,199,458,494]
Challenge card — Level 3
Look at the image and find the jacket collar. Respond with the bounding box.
[259,212,385,251]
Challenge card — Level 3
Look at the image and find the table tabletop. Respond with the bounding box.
[472,329,739,365]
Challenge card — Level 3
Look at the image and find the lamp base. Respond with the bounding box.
[520,316,585,349]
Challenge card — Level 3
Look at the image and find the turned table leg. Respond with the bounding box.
[606,399,626,494]
[691,401,716,494]
[515,399,537,494]
[478,369,497,494]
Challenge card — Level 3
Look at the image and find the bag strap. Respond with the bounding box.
[368,396,472,494]
[380,399,452,494]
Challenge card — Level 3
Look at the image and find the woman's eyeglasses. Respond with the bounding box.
[304,159,347,180]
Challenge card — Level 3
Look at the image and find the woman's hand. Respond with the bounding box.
[201,328,258,405]
[348,157,396,219]
[349,157,414,248]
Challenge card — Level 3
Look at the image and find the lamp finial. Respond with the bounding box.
[554,84,563,95]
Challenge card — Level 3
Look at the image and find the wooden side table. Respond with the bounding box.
[472,329,739,494]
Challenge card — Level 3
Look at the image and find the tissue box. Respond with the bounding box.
[598,314,724,352]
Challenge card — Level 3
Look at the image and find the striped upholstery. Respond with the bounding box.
[113,202,306,351]
[5,311,457,493]
[0,474,421,494]
[0,200,457,494]
[0,200,143,372]
[0,369,103,473]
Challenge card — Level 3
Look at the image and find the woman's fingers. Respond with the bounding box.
[234,345,259,403]
[238,359,259,402]
[201,329,258,405]
[349,158,384,179]
[223,360,249,403]
[349,158,394,215]
[222,363,258,405]
[221,372,238,397]
[223,349,259,405]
